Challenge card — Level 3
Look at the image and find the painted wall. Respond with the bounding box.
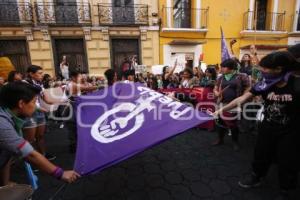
[159,0,298,66]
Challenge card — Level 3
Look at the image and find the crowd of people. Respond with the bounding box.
[0,43,299,199]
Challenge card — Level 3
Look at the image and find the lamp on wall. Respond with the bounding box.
[152,12,160,25]
[152,12,158,17]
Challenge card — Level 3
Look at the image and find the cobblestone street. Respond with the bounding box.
[12,121,300,200]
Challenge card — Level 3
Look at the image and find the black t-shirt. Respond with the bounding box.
[162,75,170,89]
[240,65,252,76]
[250,76,300,126]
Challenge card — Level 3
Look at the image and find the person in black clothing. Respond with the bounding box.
[212,51,299,197]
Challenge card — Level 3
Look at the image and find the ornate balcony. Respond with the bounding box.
[0,2,33,26]
[243,11,286,31]
[35,2,91,26]
[98,4,149,26]
[161,7,209,30]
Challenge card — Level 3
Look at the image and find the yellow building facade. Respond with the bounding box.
[0,0,160,77]
[159,0,300,67]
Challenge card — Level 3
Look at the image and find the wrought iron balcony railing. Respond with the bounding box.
[0,2,33,26]
[35,2,91,26]
[98,4,148,26]
[161,7,209,29]
[243,11,286,31]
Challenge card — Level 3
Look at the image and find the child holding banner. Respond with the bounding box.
[0,82,80,186]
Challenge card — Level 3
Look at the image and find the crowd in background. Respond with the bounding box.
[0,50,261,93]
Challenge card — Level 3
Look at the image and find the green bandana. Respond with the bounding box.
[5,108,25,136]
[224,71,237,81]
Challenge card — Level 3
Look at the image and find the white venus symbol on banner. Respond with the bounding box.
[91,86,193,144]
[91,102,147,144]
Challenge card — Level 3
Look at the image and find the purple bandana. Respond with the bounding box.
[253,71,292,92]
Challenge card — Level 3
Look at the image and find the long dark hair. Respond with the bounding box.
[259,51,297,72]
[42,74,51,89]
[205,67,217,80]
[240,53,251,68]
[162,66,168,80]
[104,69,116,86]
[183,67,194,79]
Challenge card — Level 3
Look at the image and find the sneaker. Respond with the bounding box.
[238,173,261,188]
[45,153,56,161]
[228,129,232,136]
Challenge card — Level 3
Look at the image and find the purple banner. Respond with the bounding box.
[74,83,212,175]
[221,26,231,62]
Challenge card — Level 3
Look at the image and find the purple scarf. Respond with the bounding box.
[253,71,292,92]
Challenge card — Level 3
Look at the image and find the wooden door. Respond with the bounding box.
[111,39,139,76]
[53,38,88,75]
[0,40,31,74]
